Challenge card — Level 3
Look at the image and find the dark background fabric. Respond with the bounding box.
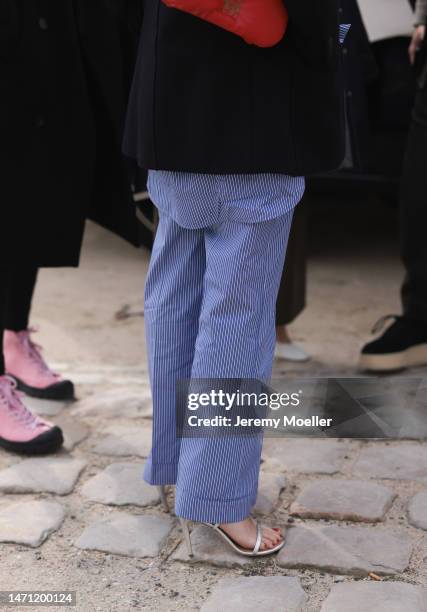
[275,200,307,326]
[0,268,37,332]
[340,0,416,175]
[340,0,378,170]
[0,0,142,268]
[124,0,346,176]
[0,267,38,373]
[400,88,427,325]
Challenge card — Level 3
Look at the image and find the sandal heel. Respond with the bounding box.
[179,518,193,557]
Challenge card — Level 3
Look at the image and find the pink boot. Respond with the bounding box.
[4,328,75,400]
[0,376,63,454]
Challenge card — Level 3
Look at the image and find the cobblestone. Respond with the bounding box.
[201,576,307,611]
[75,513,172,558]
[26,397,69,417]
[54,416,90,451]
[321,581,427,612]
[277,524,413,575]
[0,457,86,495]
[91,425,152,458]
[262,439,350,474]
[0,501,65,547]
[73,388,152,419]
[408,491,427,531]
[290,479,395,522]
[80,462,160,507]
[254,472,286,514]
[353,444,427,482]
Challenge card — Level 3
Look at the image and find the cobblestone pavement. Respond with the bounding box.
[0,365,426,612]
[0,205,426,611]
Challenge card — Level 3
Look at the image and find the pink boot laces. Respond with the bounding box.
[18,327,61,382]
[0,376,49,431]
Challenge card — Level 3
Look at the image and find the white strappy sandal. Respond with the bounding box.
[158,486,284,557]
[179,517,285,558]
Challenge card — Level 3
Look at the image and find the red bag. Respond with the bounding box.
[161,0,289,48]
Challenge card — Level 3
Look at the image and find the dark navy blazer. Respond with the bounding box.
[124,0,346,177]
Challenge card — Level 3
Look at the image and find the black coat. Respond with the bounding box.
[340,0,378,170]
[124,0,346,176]
[0,0,142,268]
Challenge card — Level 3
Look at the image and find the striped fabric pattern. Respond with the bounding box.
[143,172,299,523]
[147,171,305,228]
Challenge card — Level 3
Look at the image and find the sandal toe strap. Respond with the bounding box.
[252,522,262,555]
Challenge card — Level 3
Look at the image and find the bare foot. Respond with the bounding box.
[219,517,283,551]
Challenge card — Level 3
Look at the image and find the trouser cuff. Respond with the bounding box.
[143,459,178,485]
[175,489,255,524]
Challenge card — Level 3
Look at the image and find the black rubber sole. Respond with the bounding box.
[0,426,64,455]
[11,377,75,401]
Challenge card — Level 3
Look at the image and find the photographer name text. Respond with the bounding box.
[187,415,333,428]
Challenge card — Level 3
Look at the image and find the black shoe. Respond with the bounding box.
[0,426,64,456]
[12,377,75,401]
[360,315,427,372]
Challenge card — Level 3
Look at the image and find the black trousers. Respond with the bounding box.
[0,269,38,374]
[400,87,427,326]
[276,200,307,326]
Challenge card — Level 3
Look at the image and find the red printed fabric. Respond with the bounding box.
[161,0,288,48]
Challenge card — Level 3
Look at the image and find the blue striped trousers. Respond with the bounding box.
[143,172,298,523]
